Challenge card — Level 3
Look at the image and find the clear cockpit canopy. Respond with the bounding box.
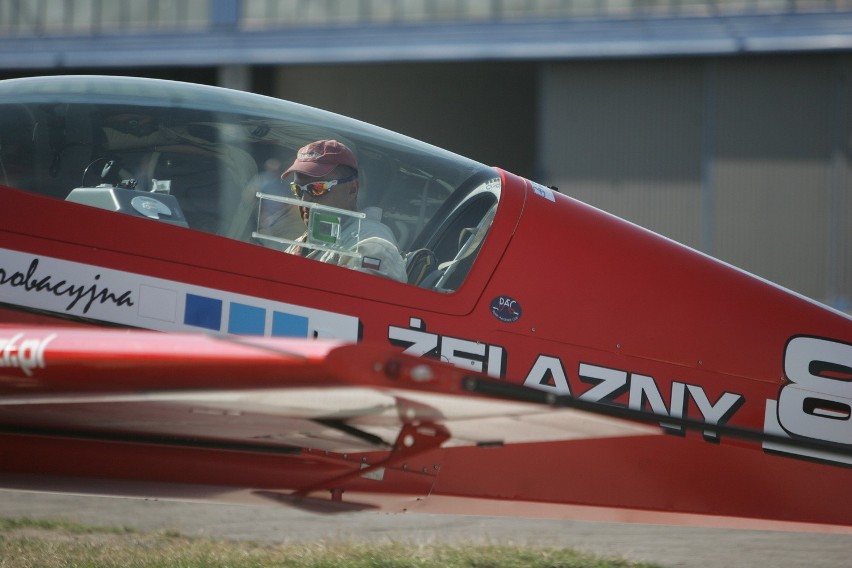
[0,75,501,290]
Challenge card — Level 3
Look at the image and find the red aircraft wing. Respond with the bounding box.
[0,326,658,510]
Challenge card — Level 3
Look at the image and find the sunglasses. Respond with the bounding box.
[290,174,357,198]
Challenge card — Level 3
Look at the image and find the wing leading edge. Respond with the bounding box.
[0,326,655,451]
[0,326,656,508]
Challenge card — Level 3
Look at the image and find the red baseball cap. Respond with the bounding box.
[282,139,358,178]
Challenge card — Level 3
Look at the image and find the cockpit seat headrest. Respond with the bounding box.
[405,248,438,287]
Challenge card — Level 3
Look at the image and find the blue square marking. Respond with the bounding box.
[184,294,222,331]
[272,311,309,338]
[228,302,266,335]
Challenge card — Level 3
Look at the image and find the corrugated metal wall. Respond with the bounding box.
[539,59,705,249]
[540,54,852,309]
[274,62,538,180]
[714,56,834,300]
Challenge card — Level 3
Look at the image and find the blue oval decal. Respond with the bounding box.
[490,296,522,323]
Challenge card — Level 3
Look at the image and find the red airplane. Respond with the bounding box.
[0,75,850,533]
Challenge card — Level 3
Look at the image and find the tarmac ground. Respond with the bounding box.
[1,487,850,568]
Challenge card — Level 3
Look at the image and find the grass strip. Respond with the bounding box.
[0,517,661,568]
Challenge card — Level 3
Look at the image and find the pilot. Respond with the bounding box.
[283,140,406,282]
